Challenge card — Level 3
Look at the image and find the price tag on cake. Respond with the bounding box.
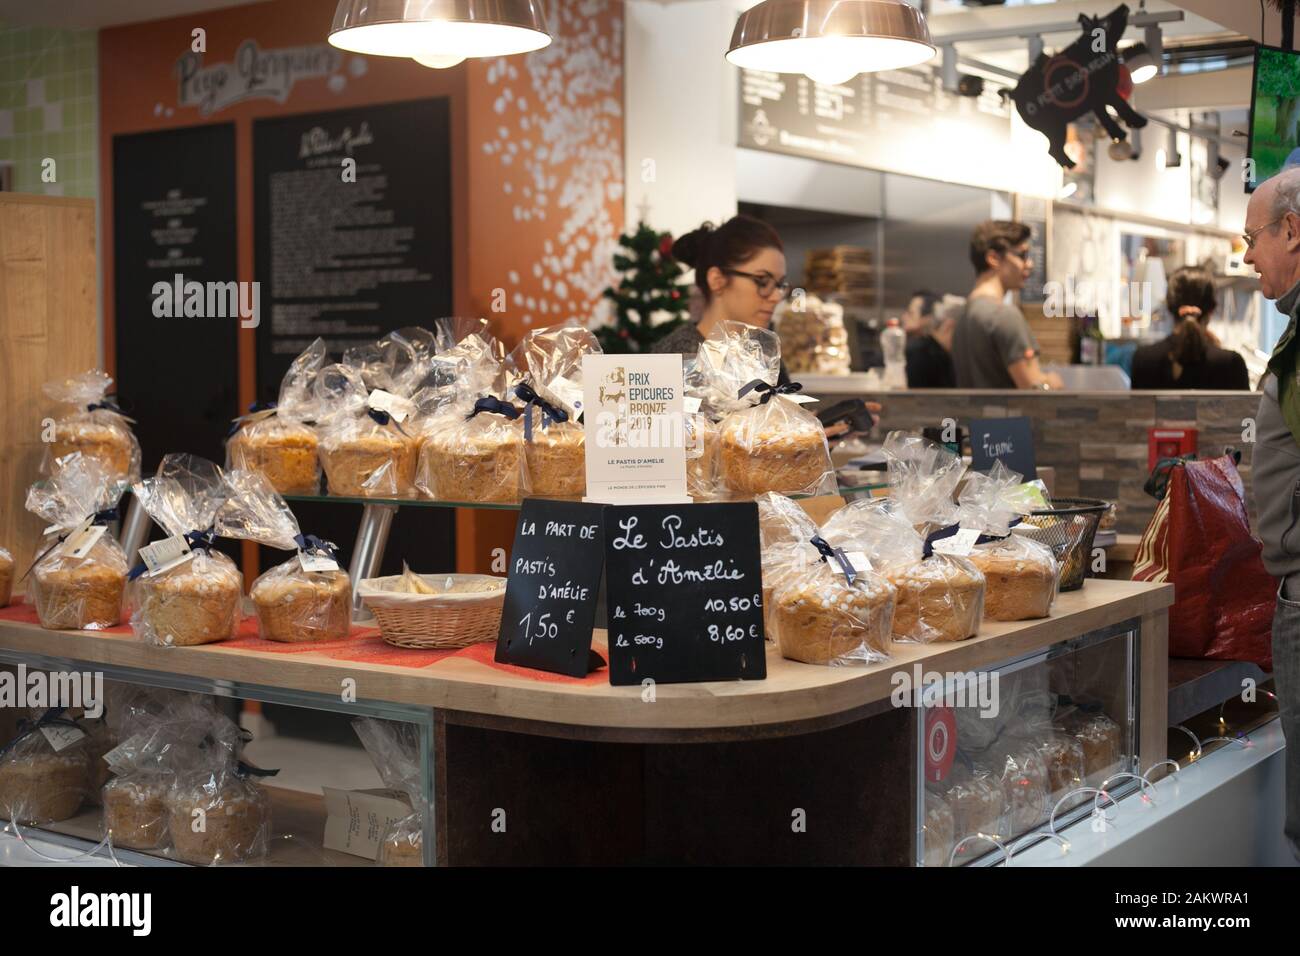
[299,551,340,573]
[785,393,819,404]
[41,723,86,752]
[102,732,151,776]
[931,528,981,557]
[138,534,194,576]
[539,375,584,420]
[60,517,108,561]
[367,388,415,423]
[845,550,873,574]
[683,396,702,414]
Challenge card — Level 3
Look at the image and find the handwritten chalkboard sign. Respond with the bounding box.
[970,416,1037,479]
[604,502,767,686]
[495,499,606,678]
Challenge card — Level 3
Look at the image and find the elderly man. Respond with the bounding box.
[1245,166,1300,861]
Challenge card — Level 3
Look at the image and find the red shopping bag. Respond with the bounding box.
[1132,454,1275,670]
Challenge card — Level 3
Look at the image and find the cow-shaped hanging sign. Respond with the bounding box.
[1010,3,1147,168]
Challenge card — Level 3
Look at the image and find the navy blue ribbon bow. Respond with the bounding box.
[922,518,1024,558]
[21,508,120,582]
[809,534,856,585]
[467,396,521,421]
[294,533,339,562]
[86,401,123,414]
[738,379,803,404]
[514,383,569,442]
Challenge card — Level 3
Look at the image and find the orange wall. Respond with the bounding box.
[97,0,624,573]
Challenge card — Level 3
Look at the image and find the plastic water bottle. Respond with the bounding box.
[881,317,907,389]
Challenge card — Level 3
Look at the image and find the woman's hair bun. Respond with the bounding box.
[670,223,714,268]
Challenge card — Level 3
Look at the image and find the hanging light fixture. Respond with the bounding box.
[1122,42,1157,84]
[329,0,551,64]
[727,0,935,87]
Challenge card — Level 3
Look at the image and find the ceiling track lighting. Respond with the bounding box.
[727,0,936,87]
[328,0,552,66]
[1164,126,1182,167]
[941,44,959,92]
[1122,41,1157,84]
[1027,35,1044,64]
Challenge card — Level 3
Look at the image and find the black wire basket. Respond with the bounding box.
[1013,498,1112,591]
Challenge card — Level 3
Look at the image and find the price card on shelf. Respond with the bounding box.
[494,499,607,678]
[603,501,766,686]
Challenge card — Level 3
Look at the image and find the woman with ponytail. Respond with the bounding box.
[652,215,792,378]
[1131,266,1250,390]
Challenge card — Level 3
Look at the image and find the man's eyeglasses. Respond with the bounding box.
[1243,217,1285,250]
[724,269,791,298]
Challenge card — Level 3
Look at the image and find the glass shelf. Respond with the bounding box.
[284,483,891,511]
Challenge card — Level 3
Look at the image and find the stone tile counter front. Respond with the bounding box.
[797,379,1262,536]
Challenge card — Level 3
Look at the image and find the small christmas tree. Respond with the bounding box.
[597,222,689,354]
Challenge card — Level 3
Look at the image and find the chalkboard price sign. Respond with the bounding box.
[495,499,606,678]
[603,502,767,686]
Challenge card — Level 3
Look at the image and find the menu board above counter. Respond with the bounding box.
[738,68,1061,197]
[253,98,452,396]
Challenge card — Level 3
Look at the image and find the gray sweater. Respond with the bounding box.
[1253,280,1300,581]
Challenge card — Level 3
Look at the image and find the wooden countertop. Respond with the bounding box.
[0,580,1171,737]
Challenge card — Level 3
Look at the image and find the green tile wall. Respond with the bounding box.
[0,21,97,198]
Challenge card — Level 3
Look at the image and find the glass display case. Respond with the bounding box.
[918,621,1138,867]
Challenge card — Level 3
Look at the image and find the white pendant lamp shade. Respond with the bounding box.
[727,0,935,79]
[329,0,552,59]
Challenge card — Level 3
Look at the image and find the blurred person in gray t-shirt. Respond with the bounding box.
[952,221,1063,390]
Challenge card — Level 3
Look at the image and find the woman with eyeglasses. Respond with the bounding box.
[652,215,879,436]
[1130,265,1249,391]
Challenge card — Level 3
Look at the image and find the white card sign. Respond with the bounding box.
[581,353,688,503]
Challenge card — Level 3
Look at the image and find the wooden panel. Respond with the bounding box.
[0,579,1173,735]
[1138,609,1170,769]
[0,194,97,587]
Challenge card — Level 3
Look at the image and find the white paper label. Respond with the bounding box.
[540,375,584,420]
[61,522,107,561]
[786,394,819,405]
[932,528,981,556]
[41,724,86,752]
[299,551,341,573]
[845,550,873,573]
[322,787,414,861]
[102,731,150,775]
[138,534,191,573]
[367,388,415,423]
[683,396,702,414]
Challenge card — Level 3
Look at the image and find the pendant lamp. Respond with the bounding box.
[329,0,552,64]
[727,0,935,86]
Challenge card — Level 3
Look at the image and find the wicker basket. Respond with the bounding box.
[357,573,506,649]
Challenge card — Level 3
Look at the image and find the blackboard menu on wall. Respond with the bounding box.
[604,503,767,686]
[113,123,239,470]
[252,98,452,398]
[1016,196,1049,305]
[738,68,1014,185]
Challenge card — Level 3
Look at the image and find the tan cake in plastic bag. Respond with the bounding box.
[43,369,141,485]
[315,363,418,497]
[692,321,834,497]
[167,773,270,865]
[226,339,324,494]
[25,454,128,631]
[507,325,598,497]
[417,397,529,503]
[0,712,91,825]
[104,777,171,850]
[354,717,427,867]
